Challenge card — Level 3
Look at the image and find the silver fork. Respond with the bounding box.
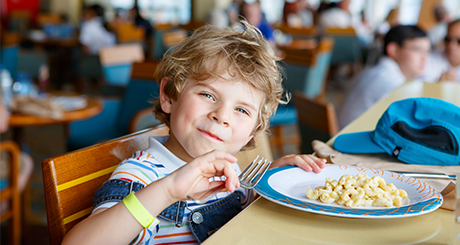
[187,155,272,204]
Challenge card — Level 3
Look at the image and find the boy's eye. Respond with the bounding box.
[235,108,249,115]
[201,93,214,100]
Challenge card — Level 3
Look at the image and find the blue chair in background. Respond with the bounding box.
[152,27,187,61]
[99,44,145,86]
[0,32,20,79]
[67,62,160,150]
[17,50,48,79]
[270,38,334,156]
[325,27,362,66]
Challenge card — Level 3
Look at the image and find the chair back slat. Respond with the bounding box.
[99,44,144,66]
[130,62,159,80]
[293,91,338,153]
[293,91,338,135]
[283,38,334,100]
[43,125,169,245]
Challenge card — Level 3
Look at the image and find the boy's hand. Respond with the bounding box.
[270,154,327,173]
[164,150,240,203]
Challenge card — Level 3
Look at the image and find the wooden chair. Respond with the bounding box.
[152,28,187,60]
[115,23,146,43]
[37,13,62,27]
[274,24,317,39]
[325,27,362,66]
[43,124,273,245]
[129,107,160,133]
[67,61,160,150]
[44,125,169,245]
[1,32,20,78]
[292,91,338,154]
[99,44,145,86]
[162,29,187,48]
[269,38,334,156]
[0,141,21,245]
[130,61,159,80]
[9,10,30,37]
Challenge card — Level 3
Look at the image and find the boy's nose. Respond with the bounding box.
[210,107,230,126]
[213,116,229,126]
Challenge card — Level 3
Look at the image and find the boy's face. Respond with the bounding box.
[395,37,430,79]
[161,74,264,162]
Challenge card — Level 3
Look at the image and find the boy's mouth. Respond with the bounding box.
[199,129,223,142]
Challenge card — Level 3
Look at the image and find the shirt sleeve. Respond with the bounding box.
[92,151,164,244]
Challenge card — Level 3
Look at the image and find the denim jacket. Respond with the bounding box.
[93,179,242,244]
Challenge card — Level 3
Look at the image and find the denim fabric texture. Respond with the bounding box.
[93,179,146,209]
[189,192,242,243]
[93,179,243,244]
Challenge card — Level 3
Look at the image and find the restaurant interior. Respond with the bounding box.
[1,0,460,244]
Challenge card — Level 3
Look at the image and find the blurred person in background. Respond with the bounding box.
[109,8,129,31]
[240,0,275,46]
[318,0,372,46]
[427,5,452,50]
[129,6,155,57]
[375,8,400,41]
[319,0,351,29]
[423,19,460,83]
[129,6,154,39]
[79,4,116,55]
[338,25,430,128]
[207,0,243,29]
[282,0,315,28]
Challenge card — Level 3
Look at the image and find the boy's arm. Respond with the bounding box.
[62,150,239,245]
[62,176,174,245]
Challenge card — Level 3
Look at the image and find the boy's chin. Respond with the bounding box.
[187,147,238,158]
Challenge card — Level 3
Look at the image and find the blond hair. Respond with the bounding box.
[153,21,285,149]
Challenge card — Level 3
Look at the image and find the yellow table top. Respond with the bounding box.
[203,81,460,244]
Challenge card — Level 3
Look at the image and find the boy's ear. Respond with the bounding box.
[159,77,173,113]
[386,42,400,60]
[246,134,254,145]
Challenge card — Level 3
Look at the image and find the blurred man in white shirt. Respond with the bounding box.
[79,5,116,55]
[338,25,430,129]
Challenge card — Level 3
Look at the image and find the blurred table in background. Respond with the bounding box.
[8,95,103,146]
[8,96,102,127]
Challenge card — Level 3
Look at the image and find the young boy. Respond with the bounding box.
[62,21,326,245]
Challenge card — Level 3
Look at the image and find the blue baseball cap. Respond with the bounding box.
[333,98,460,166]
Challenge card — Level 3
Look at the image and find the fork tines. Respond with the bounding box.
[239,155,272,189]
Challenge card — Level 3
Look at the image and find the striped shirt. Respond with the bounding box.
[93,136,250,245]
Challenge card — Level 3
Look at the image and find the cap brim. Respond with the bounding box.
[333,131,386,154]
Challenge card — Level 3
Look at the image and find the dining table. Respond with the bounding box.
[8,96,102,127]
[203,81,460,245]
[8,95,103,145]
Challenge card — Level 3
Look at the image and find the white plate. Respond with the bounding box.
[51,96,88,111]
[254,165,443,218]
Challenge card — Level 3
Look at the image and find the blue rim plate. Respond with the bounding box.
[254,165,443,219]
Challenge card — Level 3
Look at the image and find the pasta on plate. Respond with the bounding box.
[306,173,410,208]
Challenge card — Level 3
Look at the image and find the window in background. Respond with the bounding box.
[111,0,134,9]
[399,0,422,25]
[139,0,191,25]
[259,0,284,23]
[110,0,191,25]
[443,0,460,18]
[370,0,399,30]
